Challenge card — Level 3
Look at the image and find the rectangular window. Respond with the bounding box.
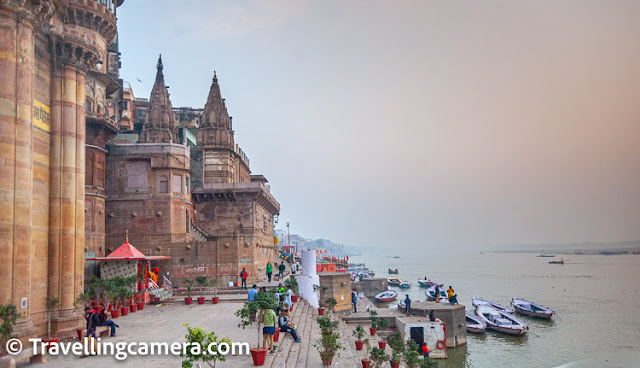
[173,175,182,193]
[123,100,129,110]
[185,177,189,193]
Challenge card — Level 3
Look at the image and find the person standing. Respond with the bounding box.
[262,307,277,354]
[291,262,297,275]
[240,268,248,290]
[248,284,258,302]
[447,286,454,299]
[266,262,273,283]
[421,342,430,358]
[351,289,358,313]
[285,286,293,310]
[278,262,286,281]
[434,285,441,303]
[404,294,412,315]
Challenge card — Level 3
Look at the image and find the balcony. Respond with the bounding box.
[86,111,119,132]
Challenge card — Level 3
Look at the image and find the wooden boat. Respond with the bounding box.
[417,279,443,288]
[425,285,449,303]
[537,254,555,257]
[549,258,564,264]
[399,281,411,288]
[511,297,554,319]
[375,289,398,302]
[475,305,528,335]
[471,297,514,314]
[388,268,399,274]
[465,311,486,333]
[387,277,402,286]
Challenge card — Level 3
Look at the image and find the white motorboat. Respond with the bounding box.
[511,297,554,319]
[425,285,449,303]
[399,281,411,288]
[465,311,486,333]
[417,279,443,288]
[375,289,398,302]
[475,305,528,335]
[387,277,403,286]
[471,297,514,314]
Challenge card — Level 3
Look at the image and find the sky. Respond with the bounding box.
[117,0,640,250]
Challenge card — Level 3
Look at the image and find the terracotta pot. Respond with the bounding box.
[378,341,387,350]
[76,328,85,341]
[197,297,206,304]
[318,307,325,316]
[212,297,219,304]
[355,340,364,350]
[390,360,400,368]
[129,304,137,312]
[274,328,281,342]
[369,327,377,336]
[111,310,120,319]
[250,348,268,366]
[321,354,334,366]
[361,359,371,368]
[292,295,299,302]
[121,306,129,315]
[42,337,59,353]
[137,302,145,310]
[185,297,193,305]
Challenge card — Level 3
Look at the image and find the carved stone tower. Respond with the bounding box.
[139,55,178,144]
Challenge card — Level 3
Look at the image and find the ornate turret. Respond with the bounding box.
[139,55,178,143]
[197,71,234,150]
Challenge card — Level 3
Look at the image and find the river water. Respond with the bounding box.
[350,251,640,368]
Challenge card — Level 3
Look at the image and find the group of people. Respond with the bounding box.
[81,304,120,357]
[251,283,301,354]
[242,262,293,289]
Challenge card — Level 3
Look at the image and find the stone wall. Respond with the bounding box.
[318,273,352,313]
[352,278,388,298]
[409,301,467,348]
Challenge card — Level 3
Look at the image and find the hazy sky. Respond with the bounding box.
[118,1,640,250]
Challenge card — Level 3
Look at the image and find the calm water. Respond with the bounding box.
[351,251,640,368]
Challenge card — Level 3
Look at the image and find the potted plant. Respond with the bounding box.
[325,297,338,312]
[284,277,299,302]
[180,323,231,368]
[361,339,371,368]
[387,330,405,368]
[376,316,389,334]
[106,288,120,319]
[315,316,344,367]
[43,297,60,348]
[184,278,194,305]
[120,287,132,315]
[195,276,208,304]
[314,285,328,315]
[369,347,389,368]
[210,277,220,304]
[136,292,145,310]
[369,310,378,335]
[403,340,421,368]
[417,357,439,368]
[0,304,20,357]
[235,291,278,366]
[352,325,366,350]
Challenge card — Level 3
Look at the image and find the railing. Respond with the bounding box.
[163,276,173,297]
[148,278,159,295]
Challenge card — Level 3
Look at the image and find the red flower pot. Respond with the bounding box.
[121,306,129,315]
[76,328,85,341]
[137,302,145,310]
[321,354,334,366]
[185,297,193,305]
[198,297,206,304]
[274,328,280,342]
[212,297,219,304]
[378,341,386,350]
[390,360,400,368]
[250,348,268,366]
[292,295,299,302]
[361,359,371,368]
[42,337,60,353]
[355,340,364,350]
[130,304,138,312]
[318,307,325,315]
[111,310,120,319]
[96,306,103,314]
[369,327,377,335]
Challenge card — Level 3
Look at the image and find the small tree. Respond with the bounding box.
[235,291,278,349]
[315,320,344,368]
[0,304,20,353]
[387,330,405,363]
[369,347,388,368]
[195,276,207,287]
[180,323,231,368]
[352,325,366,342]
[417,357,439,367]
[314,285,329,307]
[209,277,219,297]
[316,316,339,334]
[44,297,60,339]
[284,277,299,294]
[184,279,194,298]
[325,298,338,312]
[404,340,421,368]
[373,316,389,331]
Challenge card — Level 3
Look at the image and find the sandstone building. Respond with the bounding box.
[0,0,280,341]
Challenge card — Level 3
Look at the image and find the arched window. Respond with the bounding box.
[86,98,94,113]
[159,175,169,193]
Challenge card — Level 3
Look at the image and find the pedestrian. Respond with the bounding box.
[284,286,293,310]
[97,304,119,337]
[429,310,436,322]
[278,262,286,281]
[421,342,430,358]
[266,262,273,283]
[351,288,358,313]
[278,309,301,342]
[248,284,258,302]
[262,307,277,354]
[240,267,248,290]
[291,262,297,275]
[447,286,454,299]
[404,294,411,315]
[435,285,441,303]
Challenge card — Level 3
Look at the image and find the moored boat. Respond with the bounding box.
[375,289,398,302]
[399,281,411,288]
[475,305,528,335]
[388,268,399,274]
[465,311,486,333]
[471,297,514,314]
[537,254,555,257]
[425,285,449,303]
[417,279,443,288]
[387,277,402,286]
[511,297,554,319]
[549,258,564,264]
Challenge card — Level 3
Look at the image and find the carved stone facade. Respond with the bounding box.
[0,0,124,341]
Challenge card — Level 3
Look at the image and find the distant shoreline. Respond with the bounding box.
[486,248,640,255]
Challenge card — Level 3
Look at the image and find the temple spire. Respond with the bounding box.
[156,54,164,82]
[139,55,177,144]
[198,70,234,150]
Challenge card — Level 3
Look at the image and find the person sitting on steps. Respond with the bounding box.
[278,309,301,342]
[98,303,119,336]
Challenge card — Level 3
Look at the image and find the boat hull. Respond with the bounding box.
[471,298,515,314]
[512,298,554,319]
[476,306,527,335]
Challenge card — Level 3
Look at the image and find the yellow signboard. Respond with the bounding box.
[33,99,50,133]
[274,237,279,245]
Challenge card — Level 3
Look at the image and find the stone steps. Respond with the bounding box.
[264,300,307,368]
[284,302,310,368]
[292,304,313,368]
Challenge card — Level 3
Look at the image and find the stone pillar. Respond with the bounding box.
[0,8,35,333]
